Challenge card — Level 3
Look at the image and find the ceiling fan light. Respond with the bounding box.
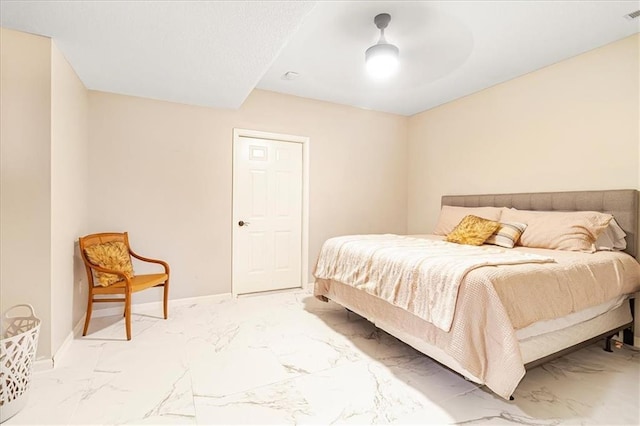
[365,43,399,79]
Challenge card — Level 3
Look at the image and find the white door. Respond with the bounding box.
[233,135,303,295]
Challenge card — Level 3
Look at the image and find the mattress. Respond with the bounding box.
[516,294,626,340]
[519,302,631,364]
[317,234,639,332]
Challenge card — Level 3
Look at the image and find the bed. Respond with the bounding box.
[313,189,640,400]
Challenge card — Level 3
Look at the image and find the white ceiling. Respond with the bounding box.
[258,1,640,115]
[1,1,639,116]
[0,1,315,109]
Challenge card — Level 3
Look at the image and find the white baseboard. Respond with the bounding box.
[51,327,78,368]
[73,314,85,336]
[33,323,82,374]
[33,358,54,372]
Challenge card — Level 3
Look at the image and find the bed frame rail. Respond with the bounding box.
[524,320,633,371]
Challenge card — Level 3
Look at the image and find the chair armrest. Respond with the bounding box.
[129,249,170,274]
[87,263,129,277]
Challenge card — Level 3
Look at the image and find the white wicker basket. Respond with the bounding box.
[0,304,41,423]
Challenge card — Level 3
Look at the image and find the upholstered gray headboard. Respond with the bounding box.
[441,189,639,259]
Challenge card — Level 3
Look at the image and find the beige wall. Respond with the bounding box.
[88,89,408,303]
[3,23,637,349]
[1,28,89,359]
[50,43,89,353]
[0,28,53,358]
[408,34,640,234]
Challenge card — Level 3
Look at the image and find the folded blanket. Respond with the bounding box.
[314,234,555,332]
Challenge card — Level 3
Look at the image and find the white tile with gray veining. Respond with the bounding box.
[5,289,639,425]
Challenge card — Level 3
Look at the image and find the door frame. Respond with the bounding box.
[231,128,310,296]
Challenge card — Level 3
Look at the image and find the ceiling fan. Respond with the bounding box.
[365,13,400,79]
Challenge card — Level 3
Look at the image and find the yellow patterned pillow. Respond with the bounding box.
[84,241,134,286]
[446,215,501,246]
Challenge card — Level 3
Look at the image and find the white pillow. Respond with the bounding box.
[433,206,502,236]
[500,208,612,253]
[594,218,627,251]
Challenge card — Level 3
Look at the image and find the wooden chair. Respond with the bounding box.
[79,232,170,340]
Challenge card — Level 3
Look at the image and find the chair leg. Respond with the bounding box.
[163,279,169,320]
[82,292,93,336]
[125,291,132,340]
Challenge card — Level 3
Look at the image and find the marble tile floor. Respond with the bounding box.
[6,289,639,425]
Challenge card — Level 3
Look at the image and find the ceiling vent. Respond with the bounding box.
[282,71,300,81]
[624,10,640,20]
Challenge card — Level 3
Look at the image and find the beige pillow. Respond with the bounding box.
[84,241,134,286]
[485,221,528,249]
[446,215,501,246]
[433,206,502,236]
[501,208,612,253]
[594,218,627,251]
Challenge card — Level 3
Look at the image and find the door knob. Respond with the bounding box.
[238,220,250,227]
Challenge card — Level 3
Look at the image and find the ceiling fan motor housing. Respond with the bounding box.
[365,43,399,61]
[374,13,391,29]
